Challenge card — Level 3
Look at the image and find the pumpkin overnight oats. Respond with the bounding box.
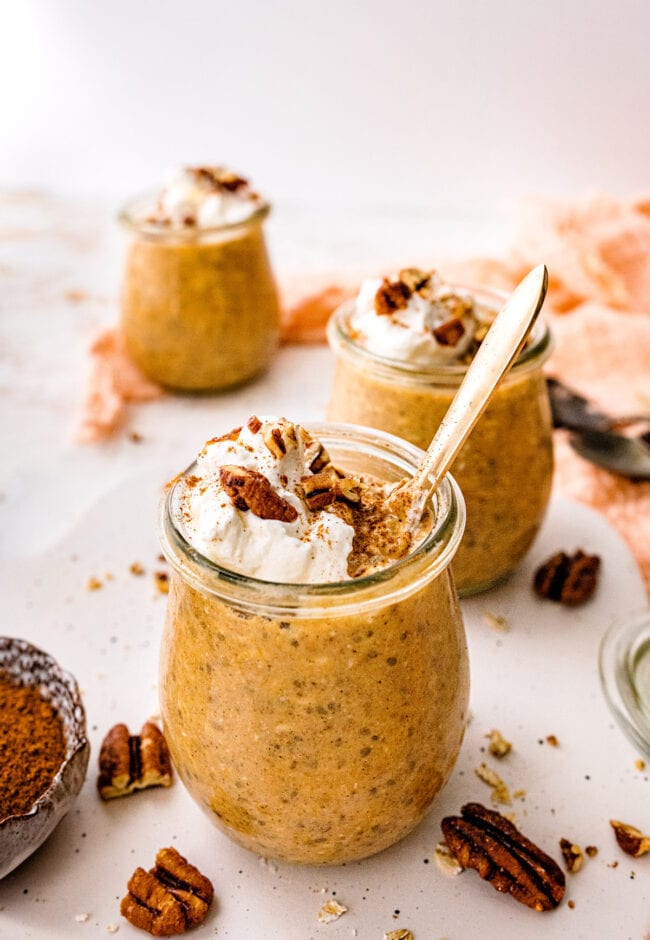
[159,417,468,864]
[119,166,280,391]
[327,270,554,596]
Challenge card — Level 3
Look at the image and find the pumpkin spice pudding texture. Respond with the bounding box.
[327,268,554,596]
[119,166,280,392]
[159,416,469,864]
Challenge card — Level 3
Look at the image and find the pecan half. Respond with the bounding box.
[219,465,298,522]
[98,722,172,800]
[121,847,213,935]
[441,802,565,912]
[610,819,650,857]
[533,549,601,605]
[433,317,466,347]
[374,278,411,316]
[559,838,584,873]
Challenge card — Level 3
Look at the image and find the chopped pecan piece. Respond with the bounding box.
[374,278,411,316]
[305,441,331,473]
[433,317,466,347]
[121,847,213,935]
[610,819,650,857]
[475,762,512,804]
[559,838,584,873]
[219,465,298,522]
[533,549,601,605]
[441,802,565,912]
[246,415,262,434]
[301,468,361,511]
[262,421,297,459]
[487,729,512,759]
[398,267,431,293]
[98,722,172,800]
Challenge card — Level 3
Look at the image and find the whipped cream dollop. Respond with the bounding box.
[143,166,263,228]
[172,417,357,584]
[348,268,495,366]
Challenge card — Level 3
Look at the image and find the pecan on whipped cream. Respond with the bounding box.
[349,267,497,366]
[169,416,430,584]
[142,165,263,228]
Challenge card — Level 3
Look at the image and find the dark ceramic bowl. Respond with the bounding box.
[0,637,89,879]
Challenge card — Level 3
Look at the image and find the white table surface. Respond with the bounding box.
[0,192,648,939]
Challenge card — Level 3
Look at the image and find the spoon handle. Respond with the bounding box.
[411,264,549,496]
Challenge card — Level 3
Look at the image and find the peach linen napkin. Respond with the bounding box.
[78,195,650,593]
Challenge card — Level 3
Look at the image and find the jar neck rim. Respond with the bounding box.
[158,423,466,617]
[118,191,271,239]
[327,286,553,385]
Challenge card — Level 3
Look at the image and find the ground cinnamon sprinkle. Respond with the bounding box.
[0,675,66,819]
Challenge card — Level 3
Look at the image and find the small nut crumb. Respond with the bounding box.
[106,926,119,935]
[585,845,598,858]
[559,838,584,873]
[129,562,145,577]
[487,729,512,758]
[434,842,463,877]
[635,758,646,771]
[607,860,619,868]
[546,734,559,747]
[384,930,414,940]
[87,577,102,591]
[475,762,512,804]
[154,571,169,594]
[567,900,575,910]
[75,913,90,922]
[317,899,348,923]
[610,819,650,857]
[128,431,143,443]
[482,611,510,632]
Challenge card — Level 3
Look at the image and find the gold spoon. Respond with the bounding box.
[391,264,549,525]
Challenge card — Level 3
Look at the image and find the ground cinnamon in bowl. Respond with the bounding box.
[0,676,67,820]
[0,637,88,880]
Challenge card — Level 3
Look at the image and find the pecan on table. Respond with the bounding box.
[98,721,172,800]
[533,549,601,605]
[441,802,565,912]
[121,847,213,936]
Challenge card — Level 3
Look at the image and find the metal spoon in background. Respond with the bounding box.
[392,264,549,526]
[569,428,650,481]
[547,377,650,480]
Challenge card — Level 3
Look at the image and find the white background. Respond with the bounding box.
[1,0,649,211]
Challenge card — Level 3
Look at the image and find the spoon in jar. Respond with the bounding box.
[389,264,549,527]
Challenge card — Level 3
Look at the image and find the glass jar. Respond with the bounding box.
[119,196,280,391]
[327,286,554,596]
[159,424,468,865]
[600,608,650,760]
